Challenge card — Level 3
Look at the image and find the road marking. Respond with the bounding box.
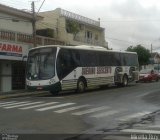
[20,102,59,110]
[36,103,76,111]
[72,106,110,115]
[54,105,90,113]
[121,129,160,134]
[90,110,120,118]
[4,102,43,109]
[117,111,151,121]
[0,101,17,105]
[0,101,30,107]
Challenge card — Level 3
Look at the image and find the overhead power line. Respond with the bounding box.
[107,37,135,44]
[106,37,160,48]
[37,0,45,13]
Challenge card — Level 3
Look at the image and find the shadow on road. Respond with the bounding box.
[37,83,137,98]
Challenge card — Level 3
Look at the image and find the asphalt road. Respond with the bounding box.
[0,82,160,140]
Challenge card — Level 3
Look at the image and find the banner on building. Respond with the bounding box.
[0,41,32,61]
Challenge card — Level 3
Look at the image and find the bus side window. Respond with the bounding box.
[56,49,77,80]
[79,50,96,67]
[98,52,105,66]
[115,53,121,66]
[71,50,80,67]
[120,53,127,66]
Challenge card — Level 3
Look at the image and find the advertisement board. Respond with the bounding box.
[0,41,32,61]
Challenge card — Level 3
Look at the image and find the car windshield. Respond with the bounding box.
[26,47,57,80]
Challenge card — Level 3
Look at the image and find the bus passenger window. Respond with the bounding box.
[56,49,77,80]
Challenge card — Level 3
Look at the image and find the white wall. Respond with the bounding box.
[0,13,32,34]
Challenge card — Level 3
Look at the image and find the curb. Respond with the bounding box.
[0,91,50,100]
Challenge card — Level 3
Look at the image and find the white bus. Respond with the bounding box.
[26,45,139,94]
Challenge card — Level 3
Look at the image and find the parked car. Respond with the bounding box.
[139,69,159,82]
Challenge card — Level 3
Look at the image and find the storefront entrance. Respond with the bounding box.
[12,61,26,90]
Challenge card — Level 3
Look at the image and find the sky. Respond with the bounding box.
[1,0,160,52]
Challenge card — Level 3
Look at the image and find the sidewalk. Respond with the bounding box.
[0,90,49,100]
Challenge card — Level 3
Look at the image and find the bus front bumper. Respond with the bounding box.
[27,82,61,92]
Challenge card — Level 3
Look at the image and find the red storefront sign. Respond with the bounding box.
[0,43,22,53]
[0,42,30,61]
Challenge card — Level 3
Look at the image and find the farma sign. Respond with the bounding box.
[0,42,30,61]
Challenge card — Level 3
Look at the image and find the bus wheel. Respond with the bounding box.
[77,79,86,93]
[122,75,128,87]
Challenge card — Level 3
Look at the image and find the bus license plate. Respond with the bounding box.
[37,87,43,90]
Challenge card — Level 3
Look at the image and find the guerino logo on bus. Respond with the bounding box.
[82,67,112,75]
[0,43,22,57]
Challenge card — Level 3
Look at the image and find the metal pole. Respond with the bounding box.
[32,1,36,47]
[151,44,152,53]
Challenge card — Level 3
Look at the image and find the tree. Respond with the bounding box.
[66,20,80,38]
[126,44,151,66]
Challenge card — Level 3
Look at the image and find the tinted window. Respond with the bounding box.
[120,53,127,66]
[56,49,77,80]
[125,53,138,66]
[79,50,97,67]
[119,53,139,66]
[97,52,111,66]
[70,49,81,66]
[114,53,121,66]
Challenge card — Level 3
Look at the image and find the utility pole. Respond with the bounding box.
[151,43,153,53]
[31,1,36,47]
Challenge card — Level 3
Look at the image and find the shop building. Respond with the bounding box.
[0,4,36,92]
[0,4,65,93]
[0,4,38,93]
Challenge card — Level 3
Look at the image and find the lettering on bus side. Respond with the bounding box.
[82,67,96,75]
[97,66,112,74]
[82,67,112,75]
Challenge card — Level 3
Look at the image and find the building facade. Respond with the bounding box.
[142,52,160,71]
[37,8,108,48]
[0,4,35,92]
[0,4,65,93]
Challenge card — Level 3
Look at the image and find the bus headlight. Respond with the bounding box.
[26,81,31,86]
[49,79,55,85]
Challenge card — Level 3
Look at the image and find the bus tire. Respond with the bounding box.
[77,78,86,93]
[122,75,128,87]
[115,83,122,87]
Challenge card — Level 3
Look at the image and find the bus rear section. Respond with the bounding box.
[56,47,139,92]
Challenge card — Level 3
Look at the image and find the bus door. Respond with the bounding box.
[57,49,78,90]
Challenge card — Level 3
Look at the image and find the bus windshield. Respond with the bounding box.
[26,47,57,80]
